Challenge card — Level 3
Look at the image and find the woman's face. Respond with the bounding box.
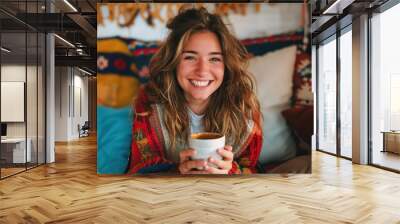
[176,31,225,105]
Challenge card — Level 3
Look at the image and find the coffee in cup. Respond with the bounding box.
[191,132,223,140]
[189,132,225,165]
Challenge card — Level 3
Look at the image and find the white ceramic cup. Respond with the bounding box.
[189,132,225,164]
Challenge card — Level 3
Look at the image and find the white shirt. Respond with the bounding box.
[188,107,204,134]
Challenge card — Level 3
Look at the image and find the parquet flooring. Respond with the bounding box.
[372,150,400,171]
[1,134,400,223]
[1,167,25,178]
[1,163,45,178]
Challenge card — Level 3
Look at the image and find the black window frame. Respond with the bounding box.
[314,15,353,161]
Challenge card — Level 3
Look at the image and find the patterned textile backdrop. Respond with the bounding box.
[97,30,311,174]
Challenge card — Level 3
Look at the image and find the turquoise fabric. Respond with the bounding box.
[97,105,133,174]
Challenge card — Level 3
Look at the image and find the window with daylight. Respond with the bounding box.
[371,2,400,171]
[317,36,337,155]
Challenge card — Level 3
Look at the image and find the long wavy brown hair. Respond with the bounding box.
[145,7,261,151]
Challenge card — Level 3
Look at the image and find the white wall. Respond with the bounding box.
[72,72,89,138]
[1,65,26,140]
[55,66,69,141]
[1,65,35,138]
[1,65,26,81]
[54,67,89,141]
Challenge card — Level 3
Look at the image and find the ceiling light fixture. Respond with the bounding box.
[78,67,93,76]
[63,0,78,12]
[1,47,11,53]
[54,34,75,48]
[322,0,355,15]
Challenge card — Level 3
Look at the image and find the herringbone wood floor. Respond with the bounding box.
[1,135,400,224]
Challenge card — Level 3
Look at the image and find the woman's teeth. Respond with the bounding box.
[190,80,210,87]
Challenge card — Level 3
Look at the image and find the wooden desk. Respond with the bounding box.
[381,131,400,154]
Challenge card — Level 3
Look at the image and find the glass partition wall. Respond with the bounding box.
[316,26,353,159]
[0,1,46,179]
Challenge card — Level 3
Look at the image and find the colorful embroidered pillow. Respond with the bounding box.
[292,47,312,106]
[97,37,160,174]
[97,38,160,108]
[241,31,303,57]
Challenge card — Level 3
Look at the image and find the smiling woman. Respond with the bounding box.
[127,7,263,175]
[176,31,225,114]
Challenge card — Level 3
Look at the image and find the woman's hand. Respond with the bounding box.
[178,146,234,174]
[206,145,234,174]
[179,148,210,174]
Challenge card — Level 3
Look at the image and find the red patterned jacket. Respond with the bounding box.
[127,89,263,174]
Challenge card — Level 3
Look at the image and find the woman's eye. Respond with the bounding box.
[183,55,196,61]
[210,57,222,63]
